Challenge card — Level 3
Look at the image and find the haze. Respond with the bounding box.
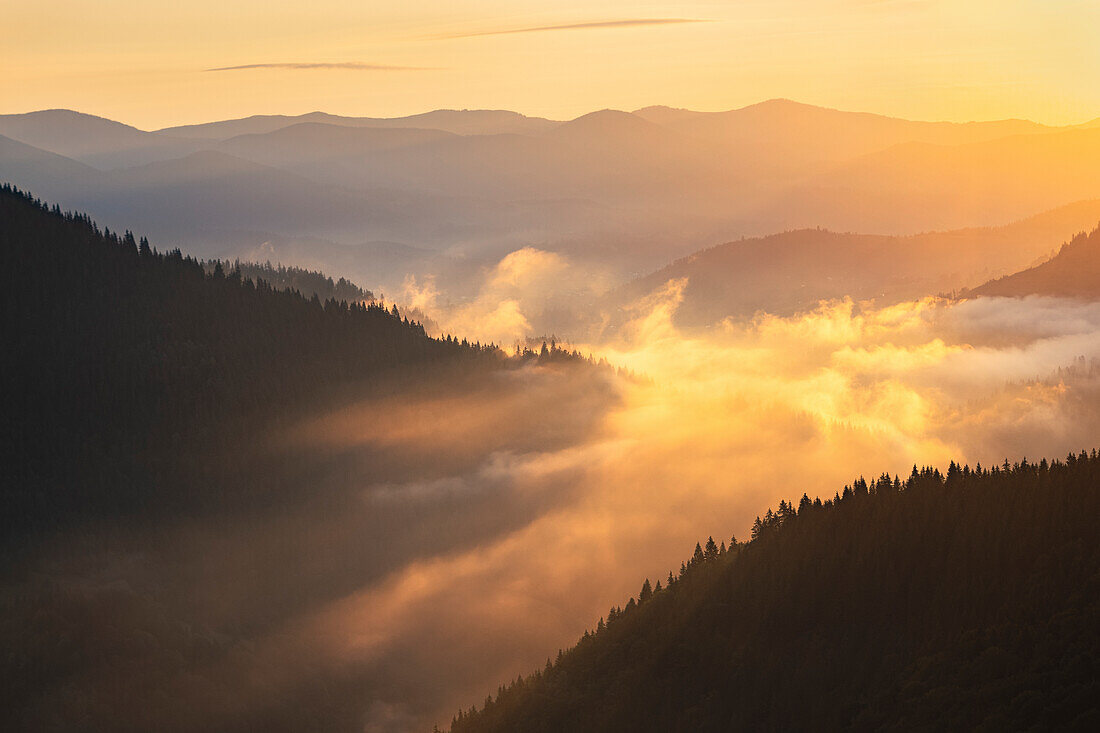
[4,3,1100,731]
[4,1,1100,129]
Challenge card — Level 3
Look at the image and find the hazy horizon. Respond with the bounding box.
[5,2,1100,731]
[6,1,1100,130]
[3,98,1100,133]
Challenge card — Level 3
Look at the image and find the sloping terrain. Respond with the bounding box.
[612,200,1100,327]
[452,457,1100,732]
[971,225,1100,299]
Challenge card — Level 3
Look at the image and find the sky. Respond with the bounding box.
[3,0,1099,129]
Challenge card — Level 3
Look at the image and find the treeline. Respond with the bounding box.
[0,185,516,531]
[450,454,1100,732]
[515,337,594,366]
[969,223,1100,299]
[202,259,374,303]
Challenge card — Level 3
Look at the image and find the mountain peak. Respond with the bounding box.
[0,108,146,133]
[631,105,706,125]
[551,109,662,137]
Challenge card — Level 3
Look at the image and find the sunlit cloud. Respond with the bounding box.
[403,246,612,347]
[438,18,710,40]
[204,62,438,72]
[268,249,1100,728]
[265,276,1100,728]
[32,241,1100,731]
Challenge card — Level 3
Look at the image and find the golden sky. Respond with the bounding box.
[3,0,1098,129]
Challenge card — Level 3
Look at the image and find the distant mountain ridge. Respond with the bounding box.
[4,100,1100,301]
[0,109,202,168]
[772,125,1100,233]
[970,224,1100,299]
[156,109,561,139]
[0,135,530,258]
[612,200,1100,327]
[2,100,1083,158]
[636,98,1057,172]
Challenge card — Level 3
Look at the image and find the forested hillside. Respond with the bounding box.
[452,455,1100,732]
[971,224,1100,299]
[202,259,374,303]
[0,186,610,732]
[0,184,499,531]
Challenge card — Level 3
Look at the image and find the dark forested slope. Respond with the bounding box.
[0,185,610,732]
[0,184,499,531]
[452,456,1100,732]
[202,258,374,303]
[971,224,1100,299]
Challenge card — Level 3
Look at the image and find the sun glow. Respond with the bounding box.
[4,1,1098,128]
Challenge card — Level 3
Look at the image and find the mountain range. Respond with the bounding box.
[4,94,1100,730]
[4,100,1100,304]
[612,200,1100,327]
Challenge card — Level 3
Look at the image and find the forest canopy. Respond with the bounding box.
[451,454,1100,733]
[0,185,592,532]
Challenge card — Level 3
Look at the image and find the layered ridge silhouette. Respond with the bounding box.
[451,456,1100,732]
[4,100,1100,302]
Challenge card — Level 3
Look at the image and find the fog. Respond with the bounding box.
[242,261,1100,729]
[6,103,1100,309]
[10,239,1100,731]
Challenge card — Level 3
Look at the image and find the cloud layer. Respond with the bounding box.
[294,263,1100,729]
[439,18,708,39]
[204,62,435,72]
[17,249,1100,732]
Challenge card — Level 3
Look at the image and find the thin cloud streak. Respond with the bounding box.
[205,62,437,72]
[439,18,709,40]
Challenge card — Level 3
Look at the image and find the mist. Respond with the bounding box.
[146,256,1100,730]
[8,203,1100,731]
[6,105,1100,730]
[6,102,1100,311]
